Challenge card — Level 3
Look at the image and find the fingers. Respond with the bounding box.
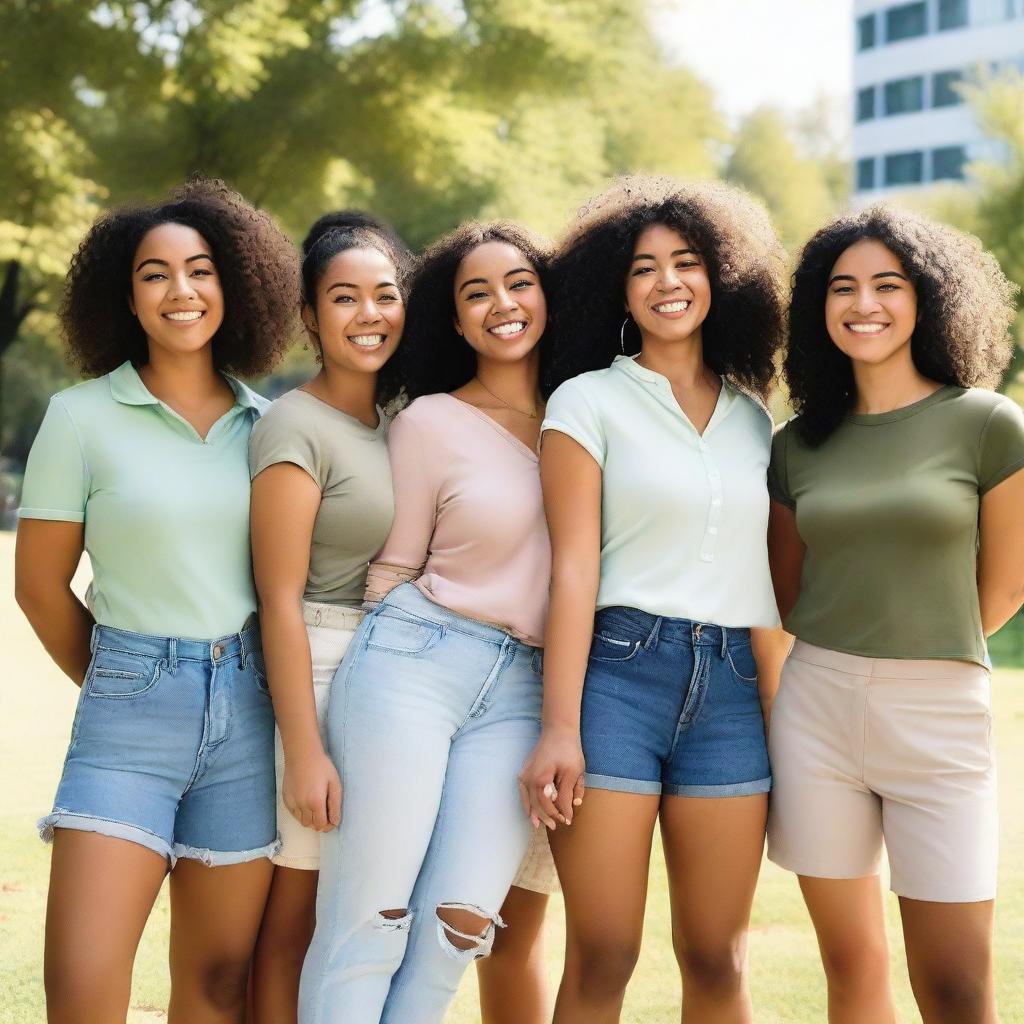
[518,777,540,829]
[532,780,566,829]
[327,776,342,829]
[572,775,585,808]
[553,776,576,824]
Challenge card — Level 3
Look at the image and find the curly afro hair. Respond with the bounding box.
[298,209,416,406]
[60,177,300,379]
[393,221,553,404]
[786,205,1018,446]
[541,176,788,399]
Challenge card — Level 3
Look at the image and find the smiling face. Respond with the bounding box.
[129,222,224,360]
[825,238,918,368]
[305,246,404,374]
[453,240,547,364]
[625,223,711,348]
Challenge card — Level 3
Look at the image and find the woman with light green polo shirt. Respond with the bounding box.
[767,206,1024,1024]
[247,211,413,1022]
[15,179,298,1023]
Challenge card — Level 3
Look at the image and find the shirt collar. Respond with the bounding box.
[611,353,734,399]
[108,361,267,414]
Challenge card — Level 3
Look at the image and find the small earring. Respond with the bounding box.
[620,316,631,354]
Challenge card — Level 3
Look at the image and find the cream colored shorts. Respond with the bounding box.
[767,641,997,903]
[273,601,363,870]
[511,823,559,895]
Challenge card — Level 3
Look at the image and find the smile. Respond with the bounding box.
[348,334,386,348]
[488,320,528,338]
[652,300,690,314]
[845,322,889,335]
[163,310,205,322]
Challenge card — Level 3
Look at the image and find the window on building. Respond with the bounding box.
[933,70,965,106]
[856,158,877,191]
[857,13,877,49]
[885,151,924,185]
[884,76,925,115]
[932,145,967,179]
[886,2,928,41]
[938,0,969,28]
[857,87,876,121]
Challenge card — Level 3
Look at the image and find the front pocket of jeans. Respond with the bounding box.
[588,633,642,663]
[87,651,162,699]
[726,645,759,686]
[364,611,444,657]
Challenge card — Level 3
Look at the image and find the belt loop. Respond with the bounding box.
[720,626,728,660]
[168,637,177,671]
[89,624,99,654]
[238,627,248,670]
[644,616,662,650]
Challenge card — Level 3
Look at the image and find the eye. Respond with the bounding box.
[830,285,853,295]
[332,295,355,303]
[191,267,214,277]
[510,279,533,291]
[676,260,699,269]
[378,292,400,303]
[467,290,489,301]
[631,266,654,276]
[142,272,166,282]
[877,283,899,292]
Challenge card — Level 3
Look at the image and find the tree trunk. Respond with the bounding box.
[0,260,36,452]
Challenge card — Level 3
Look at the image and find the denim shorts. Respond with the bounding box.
[580,606,771,797]
[38,622,279,867]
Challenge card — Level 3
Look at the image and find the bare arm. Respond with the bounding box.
[251,462,341,832]
[518,432,602,829]
[15,519,94,685]
[767,499,805,623]
[751,627,792,731]
[978,468,1024,637]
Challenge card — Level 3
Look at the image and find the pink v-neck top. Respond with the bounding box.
[364,393,551,646]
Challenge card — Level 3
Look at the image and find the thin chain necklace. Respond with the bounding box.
[473,376,539,418]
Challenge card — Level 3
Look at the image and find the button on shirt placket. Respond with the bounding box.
[699,439,722,563]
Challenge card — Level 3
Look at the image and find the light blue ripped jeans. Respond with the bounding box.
[298,583,542,1024]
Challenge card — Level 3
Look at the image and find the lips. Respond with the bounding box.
[488,320,528,338]
[163,310,205,322]
[348,333,386,348]
[845,322,889,335]
[652,300,690,314]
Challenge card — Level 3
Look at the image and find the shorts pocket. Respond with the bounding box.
[87,651,162,699]
[726,645,759,686]
[365,610,444,657]
[589,633,642,663]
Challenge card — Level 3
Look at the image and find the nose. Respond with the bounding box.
[850,285,881,316]
[355,297,382,324]
[168,271,198,301]
[491,285,519,314]
[656,264,681,291]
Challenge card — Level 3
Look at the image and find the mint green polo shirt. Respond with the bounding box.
[19,361,269,640]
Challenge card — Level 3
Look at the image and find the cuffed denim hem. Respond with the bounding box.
[172,835,281,868]
[38,810,173,863]
[584,772,662,795]
[663,776,772,798]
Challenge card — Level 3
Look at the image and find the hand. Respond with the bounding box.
[282,749,342,832]
[518,725,586,830]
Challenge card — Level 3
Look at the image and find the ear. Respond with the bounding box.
[453,314,463,337]
[301,303,319,337]
[127,293,137,317]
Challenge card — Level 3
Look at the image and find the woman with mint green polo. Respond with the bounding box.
[15,179,298,1023]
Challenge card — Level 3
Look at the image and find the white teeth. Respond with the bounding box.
[489,321,526,336]
[350,334,385,347]
[847,323,887,334]
[165,310,204,321]
[654,300,689,313]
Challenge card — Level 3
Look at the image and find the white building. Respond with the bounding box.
[852,0,1024,200]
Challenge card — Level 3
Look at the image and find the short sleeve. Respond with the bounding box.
[541,378,606,466]
[978,398,1024,494]
[248,407,322,487]
[19,396,90,522]
[767,423,795,509]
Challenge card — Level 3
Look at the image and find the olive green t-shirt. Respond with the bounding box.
[769,386,1024,665]
[248,389,394,607]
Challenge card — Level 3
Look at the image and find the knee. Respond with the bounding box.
[820,940,890,995]
[916,964,990,1014]
[676,936,747,997]
[567,937,641,1000]
[195,956,251,1012]
[436,903,502,962]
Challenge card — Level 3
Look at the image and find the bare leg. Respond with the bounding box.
[168,857,273,1023]
[250,867,318,1024]
[799,875,897,1024]
[660,794,766,1024]
[44,829,168,1024]
[478,885,550,1024]
[899,898,996,1024]
[550,790,661,1024]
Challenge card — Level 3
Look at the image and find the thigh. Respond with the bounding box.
[799,875,891,966]
[899,898,994,984]
[660,793,766,947]
[45,830,167,1021]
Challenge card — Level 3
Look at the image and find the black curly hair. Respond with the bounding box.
[541,176,787,399]
[393,221,553,403]
[299,210,415,405]
[786,205,1018,446]
[60,177,300,378]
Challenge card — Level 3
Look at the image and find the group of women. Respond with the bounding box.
[14,173,1024,1024]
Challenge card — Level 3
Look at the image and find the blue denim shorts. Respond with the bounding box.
[580,606,771,797]
[38,622,279,867]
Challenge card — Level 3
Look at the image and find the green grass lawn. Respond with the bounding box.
[2,529,1023,1023]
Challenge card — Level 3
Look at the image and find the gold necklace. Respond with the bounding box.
[473,376,539,418]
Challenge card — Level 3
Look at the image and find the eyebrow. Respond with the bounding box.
[631,248,698,262]
[457,267,536,295]
[828,270,909,285]
[326,280,398,293]
[135,253,214,272]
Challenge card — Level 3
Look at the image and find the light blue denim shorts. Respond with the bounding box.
[39,622,279,867]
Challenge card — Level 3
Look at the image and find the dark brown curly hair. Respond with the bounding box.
[393,220,553,403]
[60,178,300,378]
[786,205,1018,446]
[541,176,788,399]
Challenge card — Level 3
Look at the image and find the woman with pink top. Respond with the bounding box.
[298,222,556,1024]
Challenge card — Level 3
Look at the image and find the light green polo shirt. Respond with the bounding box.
[19,361,269,640]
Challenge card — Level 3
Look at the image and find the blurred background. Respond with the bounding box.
[2,3,1024,1020]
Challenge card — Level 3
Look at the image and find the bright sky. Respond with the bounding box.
[658,0,854,122]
